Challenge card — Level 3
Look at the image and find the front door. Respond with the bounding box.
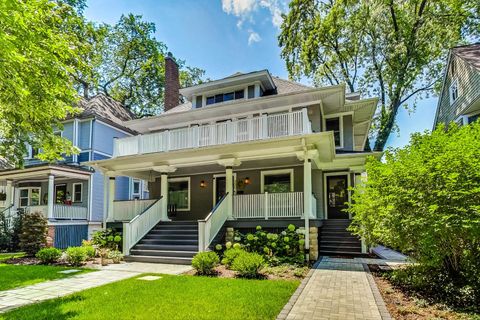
[326,175,349,219]
[215,177,226,204]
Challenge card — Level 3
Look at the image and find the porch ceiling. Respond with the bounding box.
[86,132,336,180]
[0,164,92,181]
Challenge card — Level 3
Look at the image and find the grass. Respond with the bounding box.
[0,252,94,291]
[0,274,300,320]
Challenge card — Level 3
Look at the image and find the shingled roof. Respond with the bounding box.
[164,75,312,114]
[76,94,137,133]
[452,43,480,70]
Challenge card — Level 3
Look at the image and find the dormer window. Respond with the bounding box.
[206,90,245,106]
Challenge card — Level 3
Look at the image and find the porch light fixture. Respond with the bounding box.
[244,177,251,185]
[200,180,207,188]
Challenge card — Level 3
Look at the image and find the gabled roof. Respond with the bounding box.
[451,43,480,71]
[75,94,137,134]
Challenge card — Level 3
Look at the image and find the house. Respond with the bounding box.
[86,53,381,264]
[0,94,148,248]
[434,43,480,127]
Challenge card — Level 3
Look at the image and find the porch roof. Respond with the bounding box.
[0,164,93,181]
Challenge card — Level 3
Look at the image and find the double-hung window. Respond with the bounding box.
[18,187,41,207]
[325,117,343,148]
[168,177,190,211]
[73,183,82,202]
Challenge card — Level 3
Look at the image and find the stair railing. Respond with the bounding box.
[122,197,164,256]
[198,193,229,252]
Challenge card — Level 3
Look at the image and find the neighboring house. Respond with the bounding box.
[0,94,148,248]
[86,54,381,264]
[434,43,480,127]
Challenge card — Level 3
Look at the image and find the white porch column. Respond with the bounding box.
[5,180,13,208]
[303,158,312,257]
[47,174,55,220]
[160,173,170,221]
[107,177,115,222]
[225,166,233,220]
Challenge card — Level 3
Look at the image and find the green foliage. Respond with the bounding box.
[221,248,244,267]
[0,209,23,251]
[35,247,62,264]
[348,123,480,290]
[279,0,479,151]
[232,225,306,265]
[231,251,265,278]
[0,0,89,165]
[19,212,47,255]
[91,229,122,250]
[65,246,87,266]
[107,250,123,264]
[191,251,219,275]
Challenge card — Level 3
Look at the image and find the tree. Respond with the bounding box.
[0,0,89,166]
[279,0,479,151]
[75,14,205,117]
[347,123,480,278]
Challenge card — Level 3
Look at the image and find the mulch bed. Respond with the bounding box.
[368,264,474,320]
[186,264,309,281]
[3,256,115,268]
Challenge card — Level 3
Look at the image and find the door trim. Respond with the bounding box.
[323,171,351,219]
[212,173,237,205]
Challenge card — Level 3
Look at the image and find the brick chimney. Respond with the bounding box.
[164,52,180,112]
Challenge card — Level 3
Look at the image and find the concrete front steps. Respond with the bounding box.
[125,221,198,265]
[319,219,362,256]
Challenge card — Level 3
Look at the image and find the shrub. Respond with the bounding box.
[92,229,122,250]
[221,248,244,267]
[0,209,23,252]
[19,212,47,255]
[191,251,219,275]
[84,246,96,259]
[232,251,265,278]
[35,247,62,264]
[108,250,123,263]
[65,246,87,266]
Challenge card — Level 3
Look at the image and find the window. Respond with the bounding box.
[261,169,294,193]
[168,177,190,211]
[449,80,459,105]
[206,90,245,106]
[18,187,41,207]
[131,179,141,200]
[325,117,343,147]
[73,183,82,202]
[468,114,479,124]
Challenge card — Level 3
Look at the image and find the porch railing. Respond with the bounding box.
[233,192,304,219]
[198,193,229,252]
[311,194,317,218]
[25,204,88,220]
[113,109,311,157]
[123,197,164,256]
[112,199,157,221]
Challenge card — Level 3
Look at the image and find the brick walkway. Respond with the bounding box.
[0,262,192,313]
[279,257,399,320]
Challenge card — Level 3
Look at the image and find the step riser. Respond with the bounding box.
[320,242,361,247]
[125,255,192,265]
[144,235,198,240]
[139,240,198,245]
[133,244,198,251]
[153,225,198,229]
[319,251,364,257]
[130,250,197,258]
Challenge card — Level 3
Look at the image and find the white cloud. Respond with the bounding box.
[222,0,257,16]
[259,0,288,28]
[248,30,262,45]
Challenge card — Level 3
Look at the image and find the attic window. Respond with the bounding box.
[449,80,458,105]
[206,90,244,106]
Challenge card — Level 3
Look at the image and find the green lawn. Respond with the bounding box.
[0,253,94,291]
[0,274,299,320]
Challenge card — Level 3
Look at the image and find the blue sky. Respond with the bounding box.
[84,0,438,149]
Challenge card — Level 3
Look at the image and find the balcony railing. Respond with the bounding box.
[113,109,311,157]
[25,204,88,220]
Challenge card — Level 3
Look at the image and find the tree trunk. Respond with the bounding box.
[373,99,401,151]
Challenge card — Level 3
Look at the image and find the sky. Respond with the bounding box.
[84,0,439,149]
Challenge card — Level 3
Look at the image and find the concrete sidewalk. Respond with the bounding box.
[0,262,191,313]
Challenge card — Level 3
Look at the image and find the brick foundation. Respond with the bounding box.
[309,226,318,261]
[46,226,55,247]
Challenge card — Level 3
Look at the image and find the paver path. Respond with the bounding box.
[280,257,398,320]
[0,262,191,313]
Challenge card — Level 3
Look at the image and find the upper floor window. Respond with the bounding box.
[325,117,343,148]
[206,90,245,106]
[449,79,459,105]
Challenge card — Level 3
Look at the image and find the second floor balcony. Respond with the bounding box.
[113,109,312,157]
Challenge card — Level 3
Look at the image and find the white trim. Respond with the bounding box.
[88,176,93,221]
[17,186,42,207]
[130,179,141,199]
[323,114,345,149]
[212,173,237,205]
[260,169,294,193]
[167,177,191,211]
[323,171,351,219]
[72,182,83,203]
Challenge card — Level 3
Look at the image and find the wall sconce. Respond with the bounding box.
[244,177,251,185]
[200,180,207,188]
